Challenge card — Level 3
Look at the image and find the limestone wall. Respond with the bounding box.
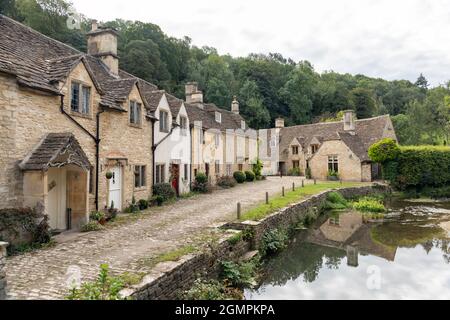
[0,242,7,300]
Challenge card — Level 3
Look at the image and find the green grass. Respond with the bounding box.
[239,182,365,221]
[352,197,386,213]
[144,245,197,268]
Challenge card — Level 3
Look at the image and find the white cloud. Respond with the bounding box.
[71,0,450,86]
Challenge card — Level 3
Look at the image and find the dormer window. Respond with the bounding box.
[241,120,246,130]
[292,146,299,155]
[71,82,91,115]
[215,112,222,123]
[311,145,319,154]
[179,116,187,136]
[129,101,142,126]
[159,110,169,132]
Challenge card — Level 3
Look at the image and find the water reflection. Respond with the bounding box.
[246,200,450,300]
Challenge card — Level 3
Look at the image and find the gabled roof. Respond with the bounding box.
[279,115,394,162]
[0,15,152,111]
[185,101,245,131]
[19,133,91,171]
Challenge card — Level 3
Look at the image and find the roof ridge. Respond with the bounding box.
[283,114,391,130]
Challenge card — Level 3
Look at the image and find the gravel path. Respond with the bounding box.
[5,176,307,300]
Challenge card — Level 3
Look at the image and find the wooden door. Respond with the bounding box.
[171,164,180,196]
[108,166,122,210]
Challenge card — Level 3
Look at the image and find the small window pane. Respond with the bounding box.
[71,83,80,112]
[82,86,90,114]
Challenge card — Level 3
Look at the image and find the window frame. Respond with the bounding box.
[215,160,220,175]
[311,144,319,154]
[155,164,166,184]
[179,116,188,136]
[129,100,142,127]
[70,81,91,116]
[134,165,146,189]
[215,111,222,123]
[292,161,300,169]
[328,156,339,173]
[292,146,299,155]
[159,110,169,133]
[184,164,189,180]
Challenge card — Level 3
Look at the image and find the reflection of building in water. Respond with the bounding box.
[307,212,397,263]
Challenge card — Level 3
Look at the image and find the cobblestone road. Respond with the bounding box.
[5,177,308,300]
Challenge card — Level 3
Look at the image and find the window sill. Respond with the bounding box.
[129,123,143,129]
[70,111,92,120]
[160,130,170,134]
[134,186,147,192]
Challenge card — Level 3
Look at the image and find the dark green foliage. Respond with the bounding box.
[81,221,104,233]
[194,172,208,184]
[305,167,312,179]
[217,176,237,189]
[260,228,289,256]
[369,138,401,163]
[421,186,450,199]
[245,171,256,182]
[66,264,126,300]
[252,159,264,179]
[233,171,246,184]
[89,211,106,222]
[322,192,348,210]
[288,167,301,176]
[153,183,176,201]
[220,260,257,288]
[138,199,149,210]
[0,207,51,254]
[384,146,450,190]
[192,173,211,193]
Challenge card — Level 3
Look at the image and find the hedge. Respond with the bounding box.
[383,146,450,190]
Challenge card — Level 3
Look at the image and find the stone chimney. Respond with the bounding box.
[185,82,204,104]
[275,117,285,128]
[231,96,239,114]
[343,110,356,132]
[87,20,119,75]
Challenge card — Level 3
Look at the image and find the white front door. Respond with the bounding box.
[47,168,67,230]
[109,166,122,210]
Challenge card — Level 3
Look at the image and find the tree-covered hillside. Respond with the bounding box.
[1,0,449,145]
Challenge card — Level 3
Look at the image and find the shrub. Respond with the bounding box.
[0,207,51,254]
[153,183,176,202]
[233,171,246,184]
[81,221,105,233]
[352,197,386,213]
[260,228,289,256]
[421,186,450,199]
[217,176,237,189]
[124,196,140,214]
[138,199,149,210]
[89,211,106,222]
[368,138,401,163]
[66,264,126,300]
[305,167,312,179]
[252,159,264,179]
[383,146,450,190]
[220,261,256,288]
[227,232,243,245]
[245,171,256,182]
[182,279,242,300]
[195,172,208,184]
[327,170,340,180]
[322,192,348,210]
[288,167,301,176]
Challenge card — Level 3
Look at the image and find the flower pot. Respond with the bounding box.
[105,171,113,180]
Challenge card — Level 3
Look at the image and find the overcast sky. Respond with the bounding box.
[70,0,450,86]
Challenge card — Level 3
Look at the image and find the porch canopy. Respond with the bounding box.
[19,133,91,171]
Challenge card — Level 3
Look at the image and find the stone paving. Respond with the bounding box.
[5,177,311,300]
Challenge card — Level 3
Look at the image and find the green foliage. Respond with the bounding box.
[195,172,208,184]
[421,186,450,199]
[327,170,340,180]
[182,279,242,300]
[302,209,320,227]
[352,197,386,213]
[81,221,104,233]
[322,192,348,210]
[288,167,301,176]
[245,171,256,182]
[384,146,450,190]
[252,159,264,179]
[0,207,51,254]
[348,87,376,119]
[138,199,149,210]
[305,167,312,179]
[89,211,106,222]
[66,264,126,300]
[153,183,176,202]
[233,171,246,184]
[227,232,243,245]
[217,176,237,189]
[260,229,289,256]
[369,138,401,163]
[220,261,257,288]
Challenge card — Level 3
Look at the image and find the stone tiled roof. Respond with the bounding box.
[0,15,151,111]
[280,115,393,162]
[19,133,91,171]
[185,102,245,131]
[166,94,184,118]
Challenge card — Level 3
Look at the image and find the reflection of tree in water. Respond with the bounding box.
[259,242,346,287]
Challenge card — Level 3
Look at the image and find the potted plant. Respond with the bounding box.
[105,171,113,180]
[327,170,340,181]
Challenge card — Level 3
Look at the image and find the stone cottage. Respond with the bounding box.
[267,110,397,182]
[0,16,157,230]
[185,83,258,185]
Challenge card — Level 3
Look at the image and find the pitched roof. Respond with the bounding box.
[19,133,91,171]
[185,102,245,131]
[280,115,393,162]
[0,15,151,111]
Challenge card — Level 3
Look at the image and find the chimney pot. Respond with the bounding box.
[343,110,356,132]
[91,20,98,31]
[231,96,239,114]
[185,82,203,104]
[275,117,285,128]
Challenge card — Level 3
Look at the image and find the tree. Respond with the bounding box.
[348,88,376,119]
[415,73,429,90]
[238,80,270,129]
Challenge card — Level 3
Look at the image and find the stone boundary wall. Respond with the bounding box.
[239,184,390,249]
[121,236,251,300]
[122,184,389,300]
[0,242,8,300]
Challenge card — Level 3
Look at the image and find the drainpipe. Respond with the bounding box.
[59,95,102,211]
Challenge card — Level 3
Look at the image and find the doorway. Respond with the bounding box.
[109,166,122,210]
[171,164,180,196]
[47,168,67,230]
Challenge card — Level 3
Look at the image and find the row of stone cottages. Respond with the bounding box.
[0,16,257,231]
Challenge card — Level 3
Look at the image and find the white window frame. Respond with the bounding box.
[215,111,222,123]
[179,116,187,136]
[71,82,91,115]
[129,101,142,126]
[155,164,166,184]
[134,165,146,188]
[159,110,169,133]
